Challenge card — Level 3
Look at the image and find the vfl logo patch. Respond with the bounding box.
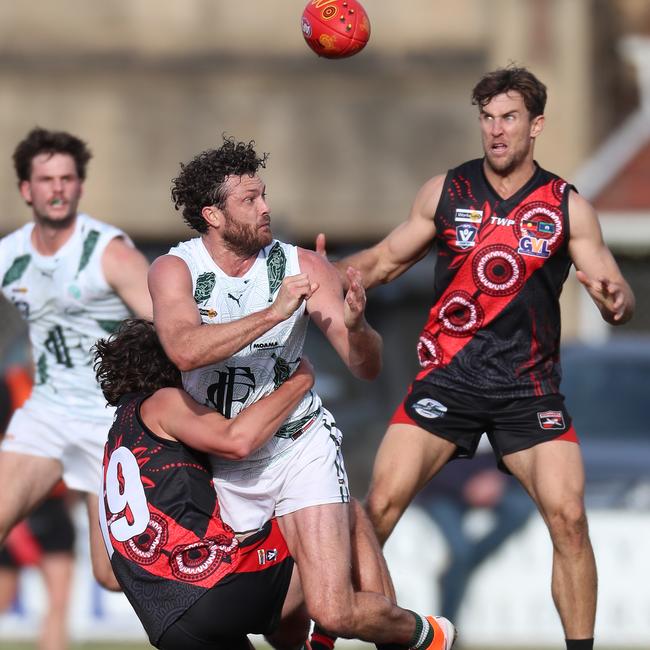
[455,208,483,223]
[301,17,312,37]
[537,410,565,430]
[412,398,448,419]
[455,224,477,249]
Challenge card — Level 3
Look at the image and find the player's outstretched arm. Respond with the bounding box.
[103,237,153,319]
[142,358,315,459]
[301,249,382,381]
[568,191,635,325]
[148,255,318,371]
[316,174,443,290]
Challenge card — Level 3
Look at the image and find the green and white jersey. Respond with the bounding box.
[0,213,131,421]
[168,237,323,466]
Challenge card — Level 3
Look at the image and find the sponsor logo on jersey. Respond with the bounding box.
[412,398,448,419]
[455,224,477,249]
[199,307,217,318]
[253,340,280,350]
[518,235,551,258]
[490,216,515,226]
[537,410,565,430]
[454,208,483,223]
[10,287,28,293]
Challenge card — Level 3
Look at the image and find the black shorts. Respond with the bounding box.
[391,380,578,468]
[157,524,294,650]
[0,495,75,567]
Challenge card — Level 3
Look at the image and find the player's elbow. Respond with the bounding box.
[166,347,199,372]
[216,427,256,460]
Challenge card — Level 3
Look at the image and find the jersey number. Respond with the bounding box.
[104,447,150,542]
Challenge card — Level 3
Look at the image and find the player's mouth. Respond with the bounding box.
[49,198,66,207]
[491,142,508,154]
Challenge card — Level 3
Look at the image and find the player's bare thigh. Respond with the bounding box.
[0,452,62,539]
[278,502,353,612]
[366,423,456,542]
[502,438,586,515]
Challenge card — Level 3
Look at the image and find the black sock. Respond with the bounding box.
[566,639,594,650]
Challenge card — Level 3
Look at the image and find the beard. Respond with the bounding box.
[484,141,531,178]
[222,212,273,258]
[33,206,77,230]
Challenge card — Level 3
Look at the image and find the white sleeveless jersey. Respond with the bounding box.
[0,213,132,421]
[168,237,323,467]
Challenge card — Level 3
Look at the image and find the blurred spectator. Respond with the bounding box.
[415,439,533,625]
[0,482,76,650]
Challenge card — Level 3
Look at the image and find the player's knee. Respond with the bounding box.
[364,491,398,545]
[546,499,590,548]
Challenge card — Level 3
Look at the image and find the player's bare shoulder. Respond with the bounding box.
[411,173,446,222]
[297,246,339,282]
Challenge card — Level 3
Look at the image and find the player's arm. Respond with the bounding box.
[141,358,315,459]
[319,174,444,290]
[102,237,153,319]
[300,248,382,380]
[148,254,318,371]
[567,191,635,325]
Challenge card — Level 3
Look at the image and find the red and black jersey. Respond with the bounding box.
[99,393,291,645]
[416,158,573,398]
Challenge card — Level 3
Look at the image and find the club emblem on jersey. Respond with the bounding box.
[454,208,483,223]
[194,272,216,304]
[412,398,448,419]
[537,410,565,430]
[455,224,478,249]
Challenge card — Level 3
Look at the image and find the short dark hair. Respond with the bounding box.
[171,135,269,233]
[93,319,181,407]
[472,65,547,119]
[12,127,92,182]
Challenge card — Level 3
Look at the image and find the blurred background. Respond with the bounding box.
[0,0,648,648]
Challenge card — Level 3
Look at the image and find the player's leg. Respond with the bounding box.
[503,440,596,640]
[0,565,19,612]
[0,451,62,544]
[366,423,457,545]
[278,502,453,648]
[38,551,74,650]
[86,493,120,591]
[266,564,310,650]
[349,498,396,601]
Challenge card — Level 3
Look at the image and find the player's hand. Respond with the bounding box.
[343,267,367,331]
[315,232,328,259]
[293,356,315,390]
[270,274,319,321]
[576,270,631,324]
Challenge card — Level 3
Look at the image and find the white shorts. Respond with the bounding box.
[1,398,110,494]
[212,408,350,532]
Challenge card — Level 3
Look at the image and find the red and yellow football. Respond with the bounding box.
[301,0,371,59]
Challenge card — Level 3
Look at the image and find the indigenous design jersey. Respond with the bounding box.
[0,214,131,420]
[418,159,573,398]
[168,238,322,468]
[99,394,290,645]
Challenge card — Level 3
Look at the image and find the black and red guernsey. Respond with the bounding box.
[100,394,290,645]
[416,158,574,398]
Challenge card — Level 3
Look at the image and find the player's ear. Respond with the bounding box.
[19,180,33,206]
[530,114,545,139]
[201,205,222,229]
